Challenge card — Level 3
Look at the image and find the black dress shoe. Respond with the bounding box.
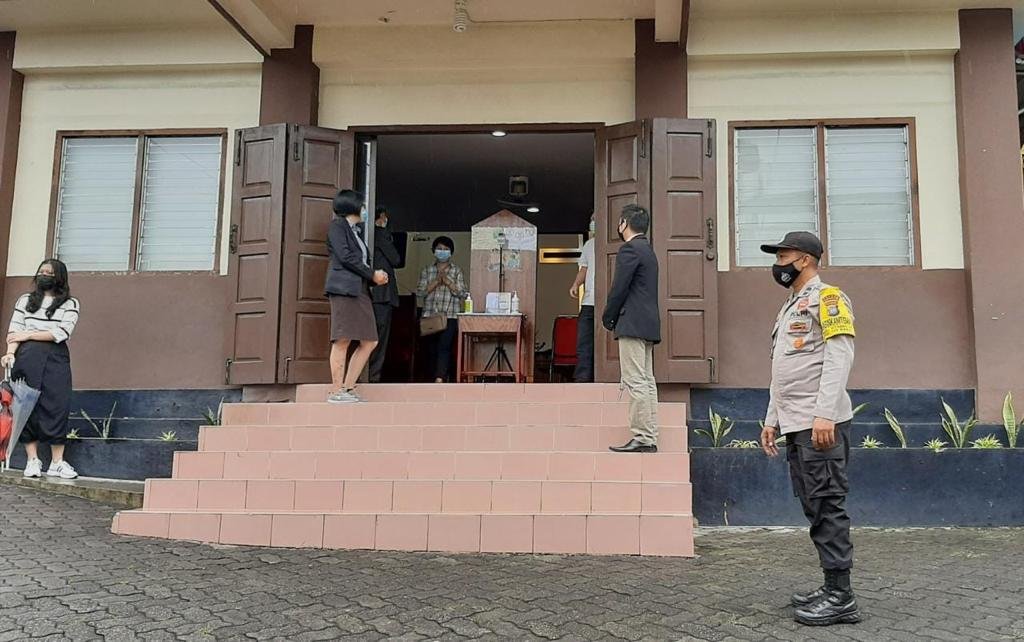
[609,439,658,453]
[794,589,861,626]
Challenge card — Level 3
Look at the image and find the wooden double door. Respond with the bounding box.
[225,119,719,386]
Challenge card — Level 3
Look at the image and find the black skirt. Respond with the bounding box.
[11,341,72,445]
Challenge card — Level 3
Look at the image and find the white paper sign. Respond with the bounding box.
[472,226,537,252]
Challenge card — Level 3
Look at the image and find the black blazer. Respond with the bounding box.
[602,234,661,343]
[325,217,374,297]
[370,226,401,307]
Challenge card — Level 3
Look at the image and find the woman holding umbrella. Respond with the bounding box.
[1,259,80,479]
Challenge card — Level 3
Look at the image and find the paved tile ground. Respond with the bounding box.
[0,485,1021,641]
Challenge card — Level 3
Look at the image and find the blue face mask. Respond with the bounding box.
[588,220,596,234]
[435,249,451,262]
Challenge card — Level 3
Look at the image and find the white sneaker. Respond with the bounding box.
[327,390,362,404]
[23,458,42,478]
[46,460,78,479]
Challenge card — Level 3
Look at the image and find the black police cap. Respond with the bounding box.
[760,231,823,260]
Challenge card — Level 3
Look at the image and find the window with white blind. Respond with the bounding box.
[52,132,225,272]
[732,122,916,267]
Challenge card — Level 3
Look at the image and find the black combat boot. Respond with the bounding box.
[790,570,829,607]
[794,570,861,626]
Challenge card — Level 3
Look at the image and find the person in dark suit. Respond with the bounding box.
[367,206,401,383]
[324,190,389,404]
[603,204,661,453]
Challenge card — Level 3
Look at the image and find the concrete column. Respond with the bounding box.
[954,9,1024,421]
[259,25,319,126]
[634,19,687,120]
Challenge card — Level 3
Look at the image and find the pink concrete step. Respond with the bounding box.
[221,400,686,428]
[294,383,625,404]
[198,424,688,454]
[112,510,694,556]
[173,450,690,483]
[143,477,692,515]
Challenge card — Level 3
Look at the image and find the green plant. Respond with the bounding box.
[925,438,948,453]
[80,402,117,441]
[696,407,734,447]
[66,428,80,440]
[884,408,907,448]
[201,398,224,427]
[860,436,883,449]
[940,399,977,448]
[1001,392,1021,448]
[725,439,759,449]
[159,431,177,442]
[852,402,870,417]
[970,434,1003,449]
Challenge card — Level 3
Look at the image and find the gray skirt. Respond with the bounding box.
[329,291,378,342]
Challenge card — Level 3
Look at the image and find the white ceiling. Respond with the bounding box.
[0,0,222,31]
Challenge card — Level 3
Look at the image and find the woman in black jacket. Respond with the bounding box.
[324,190,388,403]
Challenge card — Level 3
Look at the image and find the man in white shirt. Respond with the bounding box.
[569,217,596,382]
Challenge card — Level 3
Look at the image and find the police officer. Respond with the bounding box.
[759,231,861,627]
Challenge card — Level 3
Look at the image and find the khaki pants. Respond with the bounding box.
[619,337,658,445]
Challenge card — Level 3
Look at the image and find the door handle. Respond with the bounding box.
[229,224,239,255]
[705,218,716,261]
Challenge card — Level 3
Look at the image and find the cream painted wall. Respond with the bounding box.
[7,67,262,276]
[689,53,963,271]
[314,22,635,127]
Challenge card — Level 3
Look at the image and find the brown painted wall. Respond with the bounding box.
[711,270,975,390]
[0,32,23,311]
[954,10,1024,420]
[634,19,686,120]
[2,274,232,390]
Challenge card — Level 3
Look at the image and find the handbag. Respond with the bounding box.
[419,315,447,336]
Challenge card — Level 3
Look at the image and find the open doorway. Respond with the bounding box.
[360,129,596,383]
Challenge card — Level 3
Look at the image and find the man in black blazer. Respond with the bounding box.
[603,204,661,453]
[368,207,401,383]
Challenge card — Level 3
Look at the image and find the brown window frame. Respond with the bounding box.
[46,128,229,274]
[728,117,922,270]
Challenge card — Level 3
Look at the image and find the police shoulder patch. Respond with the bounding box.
[819,286,855,340]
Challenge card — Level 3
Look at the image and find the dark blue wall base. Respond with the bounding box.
[688,388,1002,448]
[691,448,1024,527]
[7,389,238,479]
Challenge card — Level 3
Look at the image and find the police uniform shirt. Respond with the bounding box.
[765,275,856,435]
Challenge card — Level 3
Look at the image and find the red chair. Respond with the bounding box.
[549,315,579,382]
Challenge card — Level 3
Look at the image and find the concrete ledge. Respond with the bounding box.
[0,470,143,509]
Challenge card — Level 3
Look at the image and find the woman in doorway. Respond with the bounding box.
[1,259,80,479]
[417,236,467,383]
[325,189,389,403]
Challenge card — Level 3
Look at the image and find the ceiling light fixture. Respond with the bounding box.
[453,0,470,33]
[526,206,540,213]
[491,130,507,137]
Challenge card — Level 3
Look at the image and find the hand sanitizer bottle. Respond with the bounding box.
[463,293,473,314]
[511,291,520,314]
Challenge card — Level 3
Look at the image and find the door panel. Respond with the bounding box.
[651,119,719,382]
[594,121,649,383]
[226,125,288,385]
[279,125,356,383]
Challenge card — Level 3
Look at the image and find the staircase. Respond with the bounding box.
[111,383,693,556]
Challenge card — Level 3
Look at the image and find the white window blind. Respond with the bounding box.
[734,128,819,266]
[54,137,138,271]
[137,137,222,271]
[825,127,913,266]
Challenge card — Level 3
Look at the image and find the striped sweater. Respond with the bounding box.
[8,294,81,344]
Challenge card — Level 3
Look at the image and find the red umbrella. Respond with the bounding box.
[0,374,13,468]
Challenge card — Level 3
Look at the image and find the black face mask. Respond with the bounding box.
[771,261,801,288]
[35,275,56,291]
[617,222,626,242]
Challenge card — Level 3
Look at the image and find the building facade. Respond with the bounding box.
[1,0,1022,421]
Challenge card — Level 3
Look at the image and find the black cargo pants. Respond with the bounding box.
[786,421,853,571]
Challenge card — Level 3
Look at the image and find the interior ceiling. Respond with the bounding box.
[0,0,221,31]
[269,0,654,26]
[375,132,594,235]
